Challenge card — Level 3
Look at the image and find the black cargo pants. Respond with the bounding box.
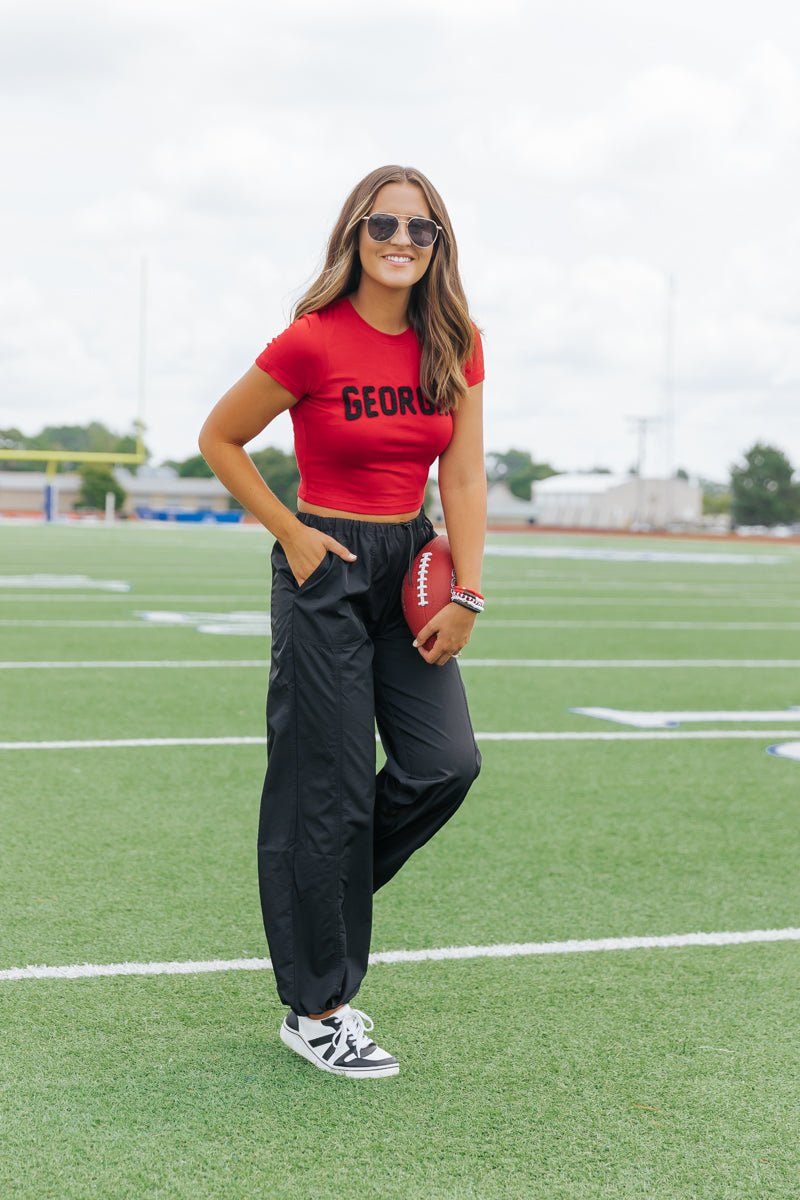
[257,509,481,1017]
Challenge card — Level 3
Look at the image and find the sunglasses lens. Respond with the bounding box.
[366,214,398,241]
[408,218,438,247]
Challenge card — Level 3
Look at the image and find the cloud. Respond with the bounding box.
[473,42,799,188]
[0,276,119,428]
[2,3,800,481]
[0,1,168,94]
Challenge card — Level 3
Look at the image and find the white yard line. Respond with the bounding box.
[4,658,800,670]
[0,660,271,669]
[1,593,796,609]
[0,620,166,628]
[0,736,266,750]
[0,574,128,591]
[2,730,799,750]
[489,579,800,595]
[488,596,800,609]
[471,731,800,741]
[484,546,788,565]
[480,619,800,630]
[0,594,266,603]
[2,927,797,982]
[461,659,800,668]
[3,617,800,630]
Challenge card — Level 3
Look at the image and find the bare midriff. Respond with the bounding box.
[297,499,422,524]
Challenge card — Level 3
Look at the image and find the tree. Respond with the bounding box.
[248,447,301,512]
[0,422,150,471]
[169,445,301,511]
[702,491,731,517]
[75,464,126,512]
[700,477,731,517]
[165,453,214,478]
[730,442,800,527]
[0,427,40,470]
[0,427,26,449]
[485,449,557,501]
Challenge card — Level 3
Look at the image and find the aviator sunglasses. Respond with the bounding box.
[361,212,443,249]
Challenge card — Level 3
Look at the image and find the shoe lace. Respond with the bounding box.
[331,1007,375,1057]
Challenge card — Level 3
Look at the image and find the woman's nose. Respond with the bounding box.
[391,220,413,247]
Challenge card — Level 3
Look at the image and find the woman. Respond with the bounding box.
[198,165,486,1080]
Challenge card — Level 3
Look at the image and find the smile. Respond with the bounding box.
[383,255,413,265]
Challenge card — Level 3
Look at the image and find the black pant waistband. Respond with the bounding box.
[295,508,435,586]
[294,508,432,536]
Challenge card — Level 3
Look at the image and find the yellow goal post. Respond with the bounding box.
[0,448,147,477]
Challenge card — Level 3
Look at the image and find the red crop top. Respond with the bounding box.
[254,296,484,514]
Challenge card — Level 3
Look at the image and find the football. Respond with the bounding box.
[401,534,455,650]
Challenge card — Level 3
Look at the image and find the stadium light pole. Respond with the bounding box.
[626,415,661,526]
[663,272,676,491]
[135,253,148,460]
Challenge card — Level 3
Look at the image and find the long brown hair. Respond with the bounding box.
[293,165,478,415]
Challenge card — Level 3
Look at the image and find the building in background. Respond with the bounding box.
[431,470,700,528]
[429,474,704,530]
[3,465,704,531]
[531,473,702,529]
[427,479,538,526]
[0,466,230,519]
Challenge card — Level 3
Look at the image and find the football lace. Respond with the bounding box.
[416,551,433,606]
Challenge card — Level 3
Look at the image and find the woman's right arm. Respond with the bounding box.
[197,365,355,583]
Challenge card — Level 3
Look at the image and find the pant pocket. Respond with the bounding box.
[272,542,336,594]
[297,550,334,593]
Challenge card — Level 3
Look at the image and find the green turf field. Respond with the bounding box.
[1,522,799,1199]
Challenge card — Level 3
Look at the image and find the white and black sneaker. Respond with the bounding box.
[280,1004,400,1078]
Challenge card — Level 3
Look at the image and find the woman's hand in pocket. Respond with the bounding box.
[279,527,357,588]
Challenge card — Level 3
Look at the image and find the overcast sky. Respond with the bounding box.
[2,0,798,482]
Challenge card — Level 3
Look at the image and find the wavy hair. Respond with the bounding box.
[293,165,478,415]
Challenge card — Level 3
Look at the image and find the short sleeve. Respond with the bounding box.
[463,323,484,387]
[254,313,327,400]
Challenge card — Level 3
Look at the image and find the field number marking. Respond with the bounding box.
[767,742,800,762]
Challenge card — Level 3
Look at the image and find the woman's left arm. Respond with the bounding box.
[414,382,486,666]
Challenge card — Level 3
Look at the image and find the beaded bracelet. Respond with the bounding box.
[454,585,484,601]
[450,585,485,614]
